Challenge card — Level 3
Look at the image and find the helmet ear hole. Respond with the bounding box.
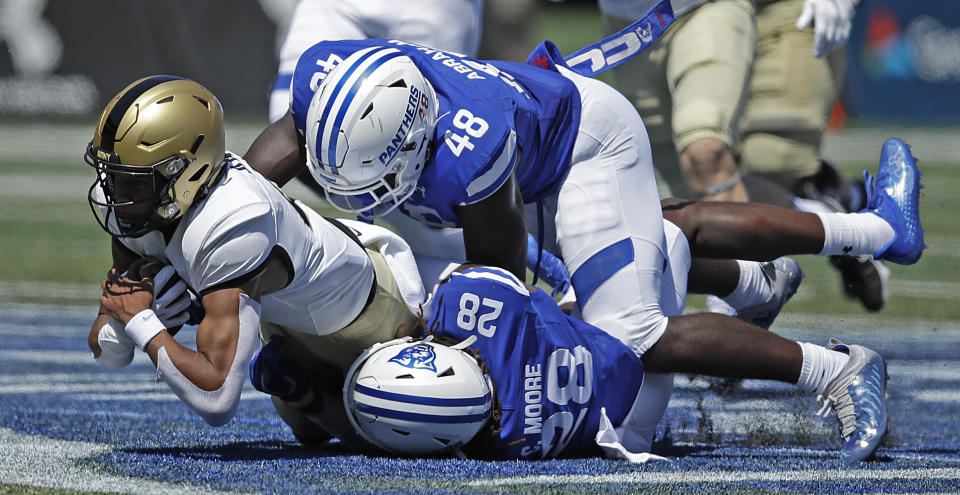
[437,367,455,377]
[188,164,209,182]
[360,103,375,120]
[190,135,204,154]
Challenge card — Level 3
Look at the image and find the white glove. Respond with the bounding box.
[796,0,855,58]
[151,265,191,328]
[95,317,135,368]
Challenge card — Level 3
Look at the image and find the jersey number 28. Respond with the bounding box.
[456,291,503,337]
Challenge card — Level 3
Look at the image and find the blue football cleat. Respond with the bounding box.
[862,138,925,265]
[816,339,889,463]
[737,257,804,330]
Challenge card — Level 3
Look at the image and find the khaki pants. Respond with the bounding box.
[260,248,420,445]
[603,0,756,197]
[738,0,846,180]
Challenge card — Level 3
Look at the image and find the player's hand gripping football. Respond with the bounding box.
[100,258,190,328]
[100,267,154,324]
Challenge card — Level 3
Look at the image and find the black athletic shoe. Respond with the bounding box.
[829,255,890,312]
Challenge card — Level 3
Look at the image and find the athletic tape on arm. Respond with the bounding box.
[156,293,261,426]
[526,0,675,77]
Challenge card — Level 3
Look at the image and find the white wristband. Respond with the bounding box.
[125,309,166,350]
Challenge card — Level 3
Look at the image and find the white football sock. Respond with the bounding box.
[720,260,772,311]
[706,294,737,315]
[795,341,851,395]
[815,211,895,257]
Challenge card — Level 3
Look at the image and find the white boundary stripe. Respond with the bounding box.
[913,390,960,403]
[0,349,106,365]
[79,392,268,402]
[0,382,164,394]
[467,468,960,487]
[0,428,252,495]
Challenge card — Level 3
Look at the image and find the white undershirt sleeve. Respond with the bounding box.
[155,293,261,426]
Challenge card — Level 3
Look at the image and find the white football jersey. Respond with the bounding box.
[598,0,706,19]
[118,153,424,336]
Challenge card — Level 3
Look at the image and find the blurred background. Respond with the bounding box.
[0,0,957,325]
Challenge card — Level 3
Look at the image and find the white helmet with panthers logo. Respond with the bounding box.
[85,75,226,238]
[305,46,438,219]
[343,337,492,455]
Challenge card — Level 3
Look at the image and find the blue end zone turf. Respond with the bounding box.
[3,304,960,493]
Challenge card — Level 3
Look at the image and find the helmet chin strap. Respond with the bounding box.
[450,335,477,350]
[434,110,451,125]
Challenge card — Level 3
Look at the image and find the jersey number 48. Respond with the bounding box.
[444,109,489,157]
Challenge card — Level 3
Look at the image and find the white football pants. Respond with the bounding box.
[538,68,690,454]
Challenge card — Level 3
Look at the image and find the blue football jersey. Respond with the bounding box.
[290,39,582,228]
[426,266,645,460]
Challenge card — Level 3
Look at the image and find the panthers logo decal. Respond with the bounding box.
[388,344,437,372]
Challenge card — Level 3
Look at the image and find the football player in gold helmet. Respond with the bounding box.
[85,76,424,447]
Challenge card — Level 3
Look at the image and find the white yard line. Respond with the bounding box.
[467,467,960,487]
[0,428,253,495]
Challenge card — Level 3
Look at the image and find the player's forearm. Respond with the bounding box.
[145,333,230,391]
[148,293,260,426]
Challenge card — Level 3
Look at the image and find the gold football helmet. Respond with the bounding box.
[85,75,226,238]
